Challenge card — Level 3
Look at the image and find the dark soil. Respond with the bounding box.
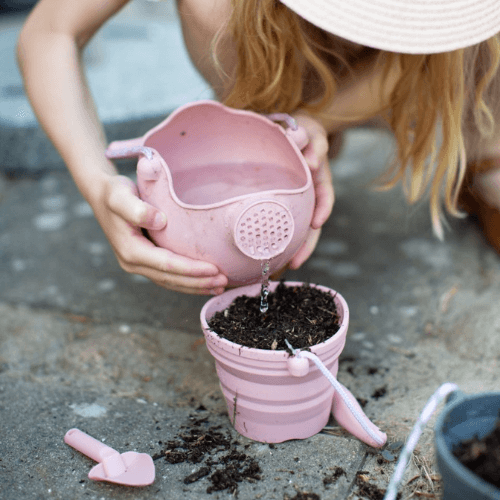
[453,415,500,489]
[153,408,262,494]
[284,492,321,500]
[371,386,387,400]
[354,471,401,500]
[323,466,346,487]
[208,282,341,351]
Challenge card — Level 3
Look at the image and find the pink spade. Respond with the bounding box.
[64,428,155,486]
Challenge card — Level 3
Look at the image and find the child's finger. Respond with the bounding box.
[116,228,222,278]
[288,228,322,270]
[129,260,228,294]
[293,115,329,169]
[301,131,329,171]
[309,133,330,170]
[106,175,168,230]
[311,162,335,229]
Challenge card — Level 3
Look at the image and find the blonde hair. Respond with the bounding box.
[215,0,500,238]
[381,42,500,237]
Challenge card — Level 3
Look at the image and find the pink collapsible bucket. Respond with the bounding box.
[106,101,315,286]
[200,282,387,447]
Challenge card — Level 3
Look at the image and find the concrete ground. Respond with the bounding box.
[1,3,500,499]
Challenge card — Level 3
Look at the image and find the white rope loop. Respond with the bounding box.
[285,338,459,499]
[383,382,460,500]
[285,340,385,447]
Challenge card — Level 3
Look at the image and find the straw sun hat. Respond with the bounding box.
[280,0,500,54]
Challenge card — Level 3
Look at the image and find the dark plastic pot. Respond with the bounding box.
[435,391,500,500]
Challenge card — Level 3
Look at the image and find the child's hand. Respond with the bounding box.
[92,174,228,295]
[288,113,335,269]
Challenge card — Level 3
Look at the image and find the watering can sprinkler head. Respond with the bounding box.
[234,201,295,260]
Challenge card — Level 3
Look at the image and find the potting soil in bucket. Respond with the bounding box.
[200,281,387,446]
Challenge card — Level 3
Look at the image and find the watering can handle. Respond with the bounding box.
[105,138,154,160]
[265,113,309,151]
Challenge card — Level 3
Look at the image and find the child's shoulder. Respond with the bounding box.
[177,0,232,25]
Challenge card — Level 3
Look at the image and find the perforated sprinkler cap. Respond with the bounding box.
[234,201,295,259]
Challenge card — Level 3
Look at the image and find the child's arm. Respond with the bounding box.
[17,0,228,295]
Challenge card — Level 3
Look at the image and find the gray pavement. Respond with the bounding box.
[0,1,213,173]
[1,3,500,500]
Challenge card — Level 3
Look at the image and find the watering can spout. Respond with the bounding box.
[234,201,295,260]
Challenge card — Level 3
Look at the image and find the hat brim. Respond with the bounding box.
[280,0,500,54]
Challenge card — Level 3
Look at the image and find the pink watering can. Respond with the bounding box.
[106,100,315,286]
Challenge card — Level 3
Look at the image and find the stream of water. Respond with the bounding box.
[260,259,271,313]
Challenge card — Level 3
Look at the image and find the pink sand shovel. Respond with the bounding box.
[64,428,155,486]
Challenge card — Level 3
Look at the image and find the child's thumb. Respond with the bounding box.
[126,198,167,230]
[140,205,167,230]
[108,175,167,230]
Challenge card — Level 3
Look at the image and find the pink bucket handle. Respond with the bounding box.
[265,113,309,151]
[105,137,154,160]
[331,381,387,449]
[285,342,387,448]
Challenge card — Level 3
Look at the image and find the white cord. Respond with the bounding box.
[383,382,460,500]
[106,146,154,160]
[265,113,298,130]
[285,340,385,447]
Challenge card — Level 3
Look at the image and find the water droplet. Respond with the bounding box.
[260,259,271,313]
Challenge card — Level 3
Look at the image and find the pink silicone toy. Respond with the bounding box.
[64,428,155,486]
[106,100,315,286]
[200,282,387,447]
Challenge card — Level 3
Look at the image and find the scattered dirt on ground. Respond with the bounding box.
[284,491,321,500]
[453,413,500,489]
[153,407,262,494]
[371,387,387,400]
[207,282,340,351]
[354,471,401,500]
[323,466,346,487]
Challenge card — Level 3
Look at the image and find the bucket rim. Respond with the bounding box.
[200,281,349,360]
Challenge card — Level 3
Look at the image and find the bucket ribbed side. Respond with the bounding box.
[207,341,338,442]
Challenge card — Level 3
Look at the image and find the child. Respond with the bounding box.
[17,0,500,295]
